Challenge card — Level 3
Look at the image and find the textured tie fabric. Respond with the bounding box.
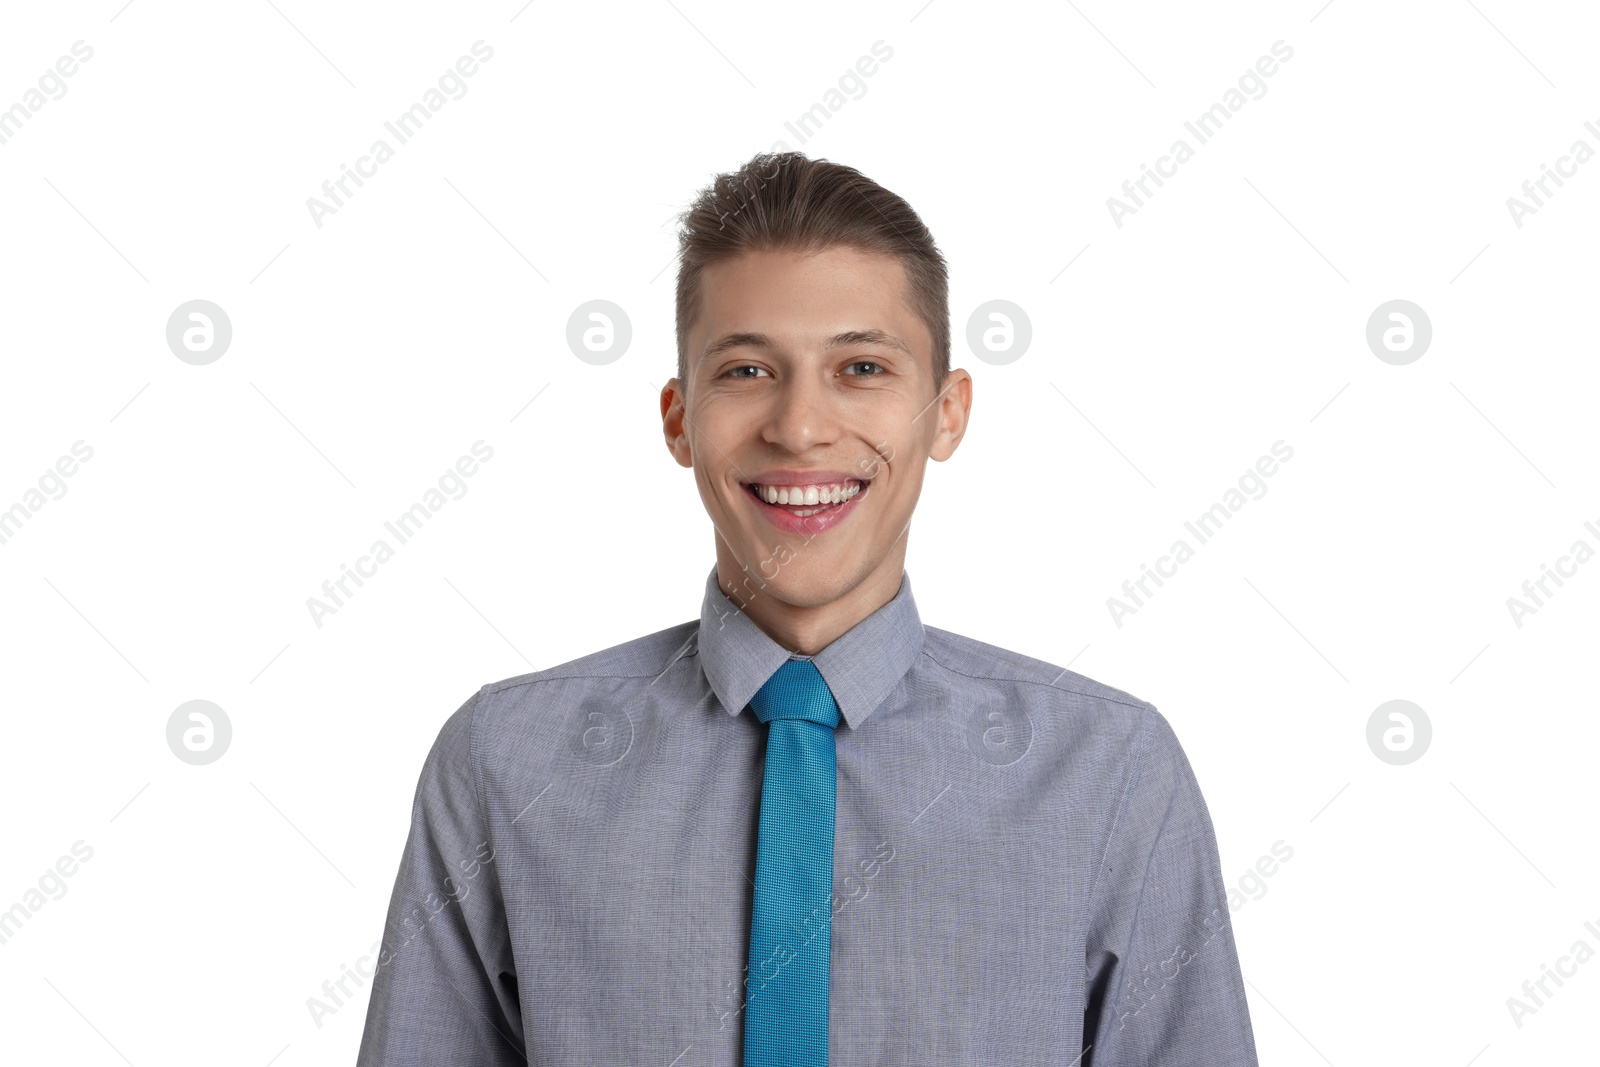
[743,657,842,1067]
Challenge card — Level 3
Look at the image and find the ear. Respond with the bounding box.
[660,378,694,469]
[928,368,973,462]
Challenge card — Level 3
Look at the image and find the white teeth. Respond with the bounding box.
[753,481,863,508]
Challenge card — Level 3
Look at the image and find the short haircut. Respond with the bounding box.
[674,152,949,397]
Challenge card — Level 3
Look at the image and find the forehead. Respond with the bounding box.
[694,245,922,343]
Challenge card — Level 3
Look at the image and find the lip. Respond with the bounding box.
[743,469,868,487]
[741,477,870,538]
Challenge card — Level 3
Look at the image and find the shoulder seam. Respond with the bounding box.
[481,666,679,698]
[918,643,1154,713]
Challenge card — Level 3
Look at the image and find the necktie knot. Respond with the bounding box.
[749,658,841,729]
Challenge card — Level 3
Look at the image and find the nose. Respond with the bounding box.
[761,368,840,455]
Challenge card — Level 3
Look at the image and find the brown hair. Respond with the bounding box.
[674,152,949,397]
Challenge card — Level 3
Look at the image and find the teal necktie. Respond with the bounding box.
[743,658,841,1067]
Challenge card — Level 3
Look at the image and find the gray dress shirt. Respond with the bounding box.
[356,565,1258,1065]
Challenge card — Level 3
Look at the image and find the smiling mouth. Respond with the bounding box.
[743,478,869,517]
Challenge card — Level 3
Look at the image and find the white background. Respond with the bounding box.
[1,1,1596,1063]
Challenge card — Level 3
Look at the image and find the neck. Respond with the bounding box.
[713,539,907,655]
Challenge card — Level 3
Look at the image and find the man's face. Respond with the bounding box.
[662,244,970,616]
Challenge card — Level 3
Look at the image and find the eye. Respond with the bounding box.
[844,360,885,375]
[724,365,770,379]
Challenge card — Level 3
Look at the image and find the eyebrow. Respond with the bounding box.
[700,328,912,363]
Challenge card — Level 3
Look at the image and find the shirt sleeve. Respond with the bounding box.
[356,688,526,1066]
[1081,707,1258,1066]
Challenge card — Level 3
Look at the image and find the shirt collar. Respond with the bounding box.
[696,563,925,731]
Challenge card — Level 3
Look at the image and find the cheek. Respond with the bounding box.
[697,469,737,511]
[689,399,757,451]
[879,455,930,510]
[874,433,917,479]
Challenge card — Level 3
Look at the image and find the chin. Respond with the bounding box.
[753,556,878,608]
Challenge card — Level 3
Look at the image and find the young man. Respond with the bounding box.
[356,153,1258,1065]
